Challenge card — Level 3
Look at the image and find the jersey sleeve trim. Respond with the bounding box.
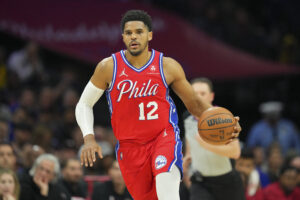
[106,53,117,92]
[159,53,168,88]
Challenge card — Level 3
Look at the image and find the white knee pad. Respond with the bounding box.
[156,166,181,200]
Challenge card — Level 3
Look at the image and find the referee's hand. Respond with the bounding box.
[81,134,103,167]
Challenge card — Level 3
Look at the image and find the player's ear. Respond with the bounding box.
[148,31,153,42]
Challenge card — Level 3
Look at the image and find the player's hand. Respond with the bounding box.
[232,116,241,139]
[81,134,103,167]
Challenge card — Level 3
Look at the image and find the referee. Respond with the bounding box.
[183,77,245,200]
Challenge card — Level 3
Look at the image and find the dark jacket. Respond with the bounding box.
[92,181,132,200]
[57,178,87,199]
[20,174,70,200]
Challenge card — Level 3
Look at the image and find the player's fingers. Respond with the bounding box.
[83,150,89,167]
[80,151,84,166]
[92,148,96,162]
[87,149,93,167]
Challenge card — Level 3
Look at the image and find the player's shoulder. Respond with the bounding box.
[162,56,184,82]
[98,56,114,68]
[162,56,181,67]
[162,56,183,75]
[94,56,114,73]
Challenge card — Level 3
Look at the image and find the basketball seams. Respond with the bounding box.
[198,124,236,131]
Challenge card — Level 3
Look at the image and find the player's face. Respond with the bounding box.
[122,21,153,56]
[192,82,214,104]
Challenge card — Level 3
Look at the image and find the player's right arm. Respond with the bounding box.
[75,57,114,167]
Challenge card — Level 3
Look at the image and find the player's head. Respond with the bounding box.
[190,77,214,104]
[121,10,153,56]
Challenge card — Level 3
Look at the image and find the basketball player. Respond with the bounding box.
[75,10,241,200]
[184,77,245,200]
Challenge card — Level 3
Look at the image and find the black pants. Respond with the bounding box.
[190,170,245,200]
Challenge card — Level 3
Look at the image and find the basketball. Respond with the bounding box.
[198,107,236,145]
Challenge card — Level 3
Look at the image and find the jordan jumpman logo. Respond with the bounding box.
[119,68,128,77]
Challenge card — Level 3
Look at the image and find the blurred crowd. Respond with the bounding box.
[150,0,300,65]
[0,42,126,199]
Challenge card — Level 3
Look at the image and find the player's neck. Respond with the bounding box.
[125,48,151,69]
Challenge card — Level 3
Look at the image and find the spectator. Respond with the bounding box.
[58,158,87,199]
[38,86,57,113]
[12,123,32,159]
[0,168,20,200]
[263,165,300,200]
[20,144,45,174]
[7,41,45,84]
[252,146,270,187]
[92,160,132,200]
[0,142,17,172]
[32,125,53,152]
[0,107,11,124]
[289,156,300,187]
[235,148,264,200]
[19,154,69,200]
[18,88,37,119]
[0,119,9,142]
[62,89,79,109]
[70,127,83,150]
[264,143,284,183]
[247,101,300,155]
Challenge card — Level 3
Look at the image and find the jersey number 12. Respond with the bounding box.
[138,101,158,120]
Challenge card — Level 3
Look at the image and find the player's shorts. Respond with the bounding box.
[116,127,183,200]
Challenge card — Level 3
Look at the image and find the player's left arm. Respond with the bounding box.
[163,57,211,118]
[163,56,241,136]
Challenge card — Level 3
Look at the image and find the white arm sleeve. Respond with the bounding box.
[75,81,104,137]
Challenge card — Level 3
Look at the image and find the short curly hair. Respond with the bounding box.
[120,10,152,32]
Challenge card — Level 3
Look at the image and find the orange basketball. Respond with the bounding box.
[198,107,236,145]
